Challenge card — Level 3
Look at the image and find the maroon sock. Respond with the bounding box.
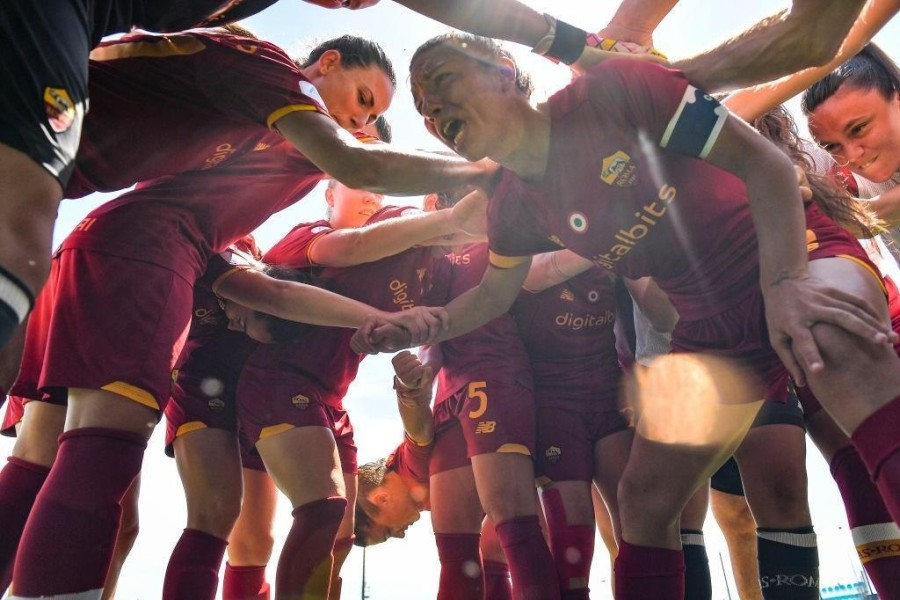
[276,496,346,599]
[435,533,484,600]
[495,515,561,600]
[851,395,900,524]
[542,487,593,599]
[483,560,511,600]
[162,528,228,600]
[223,564,270,600]
[830,445,900,596]
[11,427,145,596]
[0,457,49,593]
[330,536,354,599]
[614,540,685,600]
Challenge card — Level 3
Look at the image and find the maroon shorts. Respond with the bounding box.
[39,249,193,412]
[534,404,629,483]
[430,377,535,476]
[1,395,25,436]
[236,359,358,475]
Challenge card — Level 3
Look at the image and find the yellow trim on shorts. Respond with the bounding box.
[90,36,206,62]
[175,422,208,438]
[836,254,888,296]
[101,382,159,411]
[488,252,530,269]
[259,423,296,440]
[267,104,326,129]
[496,443,531,456]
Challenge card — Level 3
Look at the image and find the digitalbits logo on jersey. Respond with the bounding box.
[600,150,637,187]
[44,87,75,133]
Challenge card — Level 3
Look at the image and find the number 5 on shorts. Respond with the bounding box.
[468,381,488,419]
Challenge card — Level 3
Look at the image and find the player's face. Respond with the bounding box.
[328,182,384,228]
[372,490,422,539]
[314,58,394,133]
[411,46,515,161]
[808,85,900,183]
[221,300,275,343]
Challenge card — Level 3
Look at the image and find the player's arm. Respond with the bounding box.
[867,185,900,228]
[310,189,487,267]
[215,268,447,339]
[724,0,900,121]
[674,0,869,93]
[522,250,595,292]
[392,350,436,445]
[352,256,531,353]
[597,0,679,47]
[275,110,496,195]
[697,100,894,381]
[624,276,678,333]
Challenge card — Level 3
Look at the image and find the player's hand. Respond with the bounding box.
[351,316,414,354]
[450,189,488,237]
[383,306,449,346]
[795,165,813,202]
[302,0,344,8]
[341,0,381,8]
[392,350,435,407]
[763,273,896,386]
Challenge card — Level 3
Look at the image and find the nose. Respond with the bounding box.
[845,142,866,166]
[420,92,443,119]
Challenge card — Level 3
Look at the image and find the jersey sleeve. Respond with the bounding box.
[194,33,331,129]
[584,60,729,160]
[201,248,255,293]
[387,438,432,484]
[263,221,334,268]
[487,170,563,265]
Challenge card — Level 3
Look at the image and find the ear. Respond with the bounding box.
[423,193,439,212]
[372,488,391,506]
[317,49,342,75]
[325,183,336,207]
[496,57,516,90]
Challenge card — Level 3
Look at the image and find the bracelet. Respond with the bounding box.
[546,18,587,65]
[393,375,416,392]
[531,13,557,56]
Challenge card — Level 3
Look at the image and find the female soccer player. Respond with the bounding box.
[353,33,900,599]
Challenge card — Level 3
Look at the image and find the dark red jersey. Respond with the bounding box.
[509,269,621,408]
[66,29,327,198]
[387,437,432,486]
[488,59,759,322]
[435,243,531,402]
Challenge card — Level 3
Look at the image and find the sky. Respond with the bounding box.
[2,1,900,599]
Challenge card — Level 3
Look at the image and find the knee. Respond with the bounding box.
[229,529,276,565]
[617,472,679,530]
[752,478,811,525]
[187,493,242,538]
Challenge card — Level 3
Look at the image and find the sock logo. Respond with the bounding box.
[759,574,818,589]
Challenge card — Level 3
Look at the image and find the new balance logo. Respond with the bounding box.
[474,421,496,434]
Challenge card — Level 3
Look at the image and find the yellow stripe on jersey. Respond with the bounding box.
[488,251,530,270]
[496,443,531,456]
[101,381,160,411]
[175,422,208,438]
[266,104,327,130]
[259,423,296,440]
[837,254,888,296]
[90,36,206,62]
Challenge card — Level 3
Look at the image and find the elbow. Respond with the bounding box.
[328,148,383,191]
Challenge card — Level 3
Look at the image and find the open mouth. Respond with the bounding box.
[441,119,464,147]
[858,155,877,170]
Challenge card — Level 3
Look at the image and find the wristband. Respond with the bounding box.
[546,18,587,65]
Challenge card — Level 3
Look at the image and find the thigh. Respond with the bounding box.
[471,451,538,522]
[256,425,343,509]
[430,464,483,534]
[11,400,67,466]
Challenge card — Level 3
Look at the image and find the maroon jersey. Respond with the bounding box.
[66,29,328,198]
[61,134,323,283]
[99,1,280,37]
[488,59,759,322]
[387,438,432,486]
[250,206,451,406]
[435,243,531,403]
[509,269,621,409]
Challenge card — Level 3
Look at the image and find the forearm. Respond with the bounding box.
[392,0,548,47]
[398,400,434,445]
[600,0,678,46]
[522,250,594,292]
[257,281,384,328]
[724,0,899,121]
[675,0,867,93]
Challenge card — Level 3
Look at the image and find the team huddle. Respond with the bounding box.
[1,0,899,599]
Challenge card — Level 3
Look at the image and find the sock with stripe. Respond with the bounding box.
[495,515,562,600]
[483,560,511,600]
[756,527,819,599]
[830,445,900,596]
[162,528,228,600]
[223,564,270,600]
[0,457,49,594]
[276,497,346,599]
[681,529,711,600]
[851,395,900,525]
[11,427,145,597]
[435,533,483,600]
[0,265,33,347]
[614,539,685,600]
[541,487,593,599]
